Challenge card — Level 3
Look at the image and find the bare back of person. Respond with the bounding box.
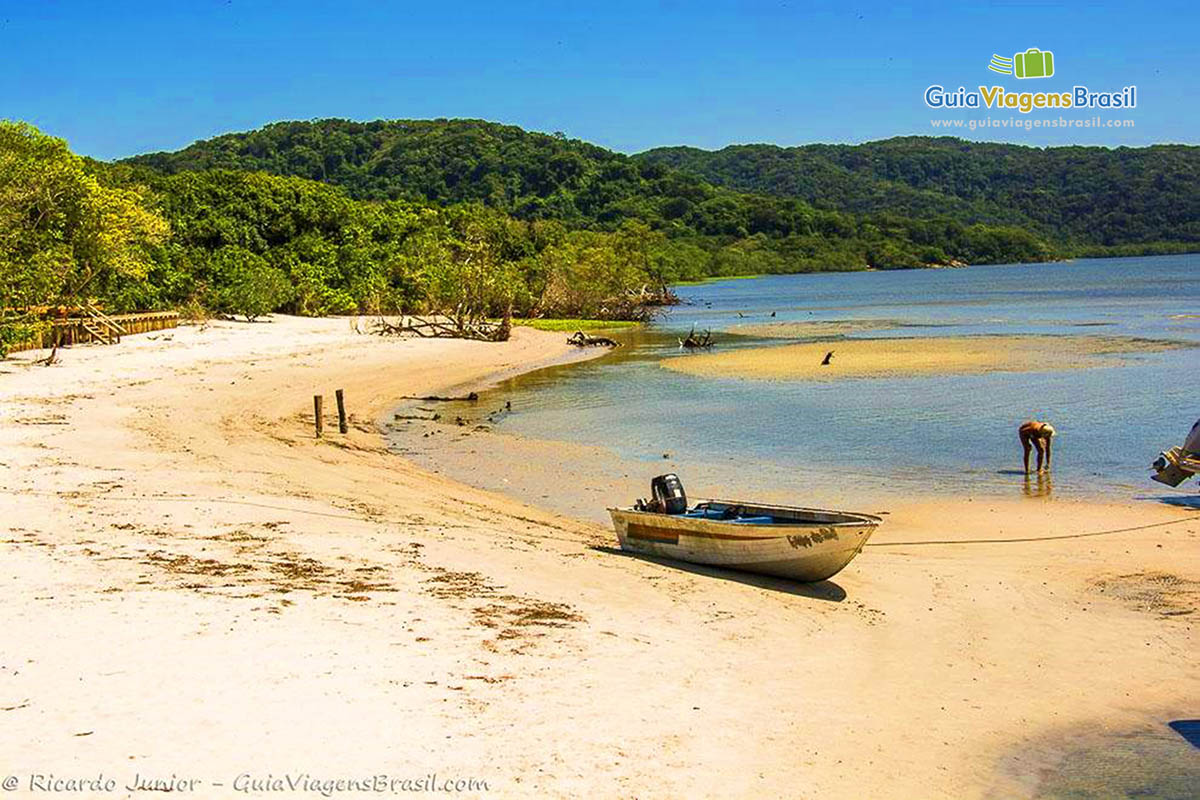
[1019,420,1056,474]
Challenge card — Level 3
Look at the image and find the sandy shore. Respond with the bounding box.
[2,316,1198,799]
[662,334,1191,381]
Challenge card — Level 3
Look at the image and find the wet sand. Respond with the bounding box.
[2,316,1198,799]
[662,334,1191,381]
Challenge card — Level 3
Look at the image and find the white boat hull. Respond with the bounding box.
[608,502,881,582]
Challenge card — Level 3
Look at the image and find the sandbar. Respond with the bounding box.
[663,334,1190,381]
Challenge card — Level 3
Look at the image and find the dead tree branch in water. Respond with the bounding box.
[397,391,479,402]
[567,331,620,348]
[679,325,714,350]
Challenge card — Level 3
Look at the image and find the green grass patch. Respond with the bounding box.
[509,318,643,332]
[672,274,763,287]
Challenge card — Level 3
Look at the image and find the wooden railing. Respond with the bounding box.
[81,302,128,345]
[8,310,179,353]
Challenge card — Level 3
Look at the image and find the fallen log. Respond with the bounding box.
[567,331,620,348]
[397,392,479,402]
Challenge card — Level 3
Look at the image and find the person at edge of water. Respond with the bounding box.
[1019,420,1056,474]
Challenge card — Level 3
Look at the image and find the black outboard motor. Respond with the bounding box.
[650,474,688,514]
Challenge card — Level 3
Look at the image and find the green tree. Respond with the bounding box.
[0,121,168,354]
[409,205,521,331]
[206,246,292,321]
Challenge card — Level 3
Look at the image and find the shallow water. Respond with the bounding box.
[994,719,1200,800]
[399,255,1200,505]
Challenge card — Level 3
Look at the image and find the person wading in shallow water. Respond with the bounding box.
[1019,420,1056,474]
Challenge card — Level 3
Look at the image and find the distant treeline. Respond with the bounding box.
[635,137,1200,253]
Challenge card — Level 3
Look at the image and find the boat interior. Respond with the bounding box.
[629,475,881,527]
[682,504,777,525]
[687,501,877,527]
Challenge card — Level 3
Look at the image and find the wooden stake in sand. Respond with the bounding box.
[313,395,323,438]
[335,389,348,434]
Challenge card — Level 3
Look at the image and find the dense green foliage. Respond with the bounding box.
[133,168,433,316]
[0,122,168,354]
[95,164,683,321]
[123,119,1060,273]
[635,137,1200,251]
[204,246,293,321]
[5,118,1192,353]
[2,123,694,351]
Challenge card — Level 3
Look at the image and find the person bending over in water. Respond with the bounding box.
[1019,420,1056,474]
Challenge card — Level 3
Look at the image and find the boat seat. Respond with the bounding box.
[681,509,776,524]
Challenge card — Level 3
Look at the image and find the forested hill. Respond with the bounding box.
[634,137,1200,249]
[120,118,1061,272]
[126,119,628,214]
[122,119,1197,266]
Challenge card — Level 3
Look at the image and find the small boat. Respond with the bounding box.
[608,475,882,582]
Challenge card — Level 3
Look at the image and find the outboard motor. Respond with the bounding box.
[650,474,688,514]
[1152,447,1193,487]
[1150,419,1200,487]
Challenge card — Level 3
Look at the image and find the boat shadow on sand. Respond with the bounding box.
[1137,493,1200,510]
[591,545,847,602]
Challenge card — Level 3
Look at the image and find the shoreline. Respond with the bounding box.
[3,316,1198,799]
[388,404,1183,519]
[670,250,1200,287]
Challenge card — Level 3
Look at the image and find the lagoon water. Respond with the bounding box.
[419,255,1200,505]
[386,256,1200,800]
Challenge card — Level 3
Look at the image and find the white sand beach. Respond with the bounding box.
[1,316,1197,798]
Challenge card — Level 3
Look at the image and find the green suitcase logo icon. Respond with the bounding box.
[1013,47,1054,79]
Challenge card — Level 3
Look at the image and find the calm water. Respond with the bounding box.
[411,255,1200,503]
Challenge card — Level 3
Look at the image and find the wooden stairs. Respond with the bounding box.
[80,303,127,345]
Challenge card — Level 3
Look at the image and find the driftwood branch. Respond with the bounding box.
[359,314,510,343]
[567,331,619,348]
[397,392,479,402]
[35,341,59,366]
[679,325,714,350]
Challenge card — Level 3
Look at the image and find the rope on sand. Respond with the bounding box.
[7,488,1197,549]
[866,515,1198,547]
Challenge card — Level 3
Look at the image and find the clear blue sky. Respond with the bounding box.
[3,1,1196,160]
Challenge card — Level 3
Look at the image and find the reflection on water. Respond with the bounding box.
[1022,472,1054,499]
[397,255,1200,504]
[1027,723,1200,800]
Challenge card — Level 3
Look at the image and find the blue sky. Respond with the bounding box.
[2,1,1195,159]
